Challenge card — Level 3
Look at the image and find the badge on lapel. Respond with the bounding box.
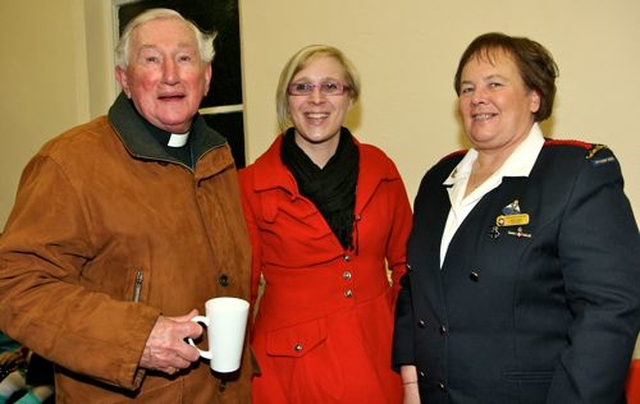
[493,199,532,239]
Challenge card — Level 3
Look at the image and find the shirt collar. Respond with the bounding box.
[497,122,544,177]
[443,122,544,187]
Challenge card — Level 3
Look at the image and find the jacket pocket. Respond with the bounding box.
[264,318,344,400]
[502,370,554,382]
[502,370,553,404]
[266,318,327,358]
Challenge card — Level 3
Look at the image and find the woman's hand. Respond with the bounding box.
[403,382,421,404]
[401,365,421,404]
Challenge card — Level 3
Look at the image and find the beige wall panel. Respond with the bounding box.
[239,0,639,223]
[0,0,89,226]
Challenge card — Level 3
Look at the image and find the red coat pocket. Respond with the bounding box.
[266,318,327,358]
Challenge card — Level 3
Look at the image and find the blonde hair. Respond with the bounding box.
[275,44,361,131]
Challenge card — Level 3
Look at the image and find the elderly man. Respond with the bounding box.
[0,8,251,403]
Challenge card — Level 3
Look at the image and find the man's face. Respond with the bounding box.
[116,17,211,133]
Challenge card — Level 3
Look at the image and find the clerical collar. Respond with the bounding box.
[168,132,190,148]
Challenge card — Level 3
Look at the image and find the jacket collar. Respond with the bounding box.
[252,134,298,194]
[252,133,400,212]
[108,92,228,165]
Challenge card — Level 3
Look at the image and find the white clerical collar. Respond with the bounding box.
[167,132,190,148]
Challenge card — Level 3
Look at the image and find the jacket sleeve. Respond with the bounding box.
[383,160,413,296]
[237,168,264,312]
[392,171,433,371]
[392,271,415,371]
[0,154,160,390]
[547,147,640,402]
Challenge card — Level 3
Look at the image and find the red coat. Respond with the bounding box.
[239,134,412,403]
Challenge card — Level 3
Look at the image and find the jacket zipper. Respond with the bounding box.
[132,268,143,303]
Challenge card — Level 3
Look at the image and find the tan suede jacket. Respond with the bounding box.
[0,94,252,403]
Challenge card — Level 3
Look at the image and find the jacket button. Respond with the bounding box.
[418,370,426,379]
[343,255,351,262]
[439,325,447,335]
[294,343,303,352]
[469,271,479,282]
[344,289,354,298]
[417,319,427,328]
[342,271,352,280]
[218,274,229,287]
[406,264,412,272]
[438,381,446,391]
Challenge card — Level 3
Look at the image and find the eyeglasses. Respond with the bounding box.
[287,81,349,96]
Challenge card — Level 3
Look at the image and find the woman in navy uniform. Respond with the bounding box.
[393,32,640,403]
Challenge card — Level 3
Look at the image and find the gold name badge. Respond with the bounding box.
[496,213,530,227]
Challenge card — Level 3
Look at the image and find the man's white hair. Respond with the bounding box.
[115,8,217,68]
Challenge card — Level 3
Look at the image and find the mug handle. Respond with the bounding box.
[187,315,213,360]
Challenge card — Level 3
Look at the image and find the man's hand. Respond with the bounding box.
[139,309,202,375]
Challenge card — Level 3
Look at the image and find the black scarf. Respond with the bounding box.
[281,127,359,250]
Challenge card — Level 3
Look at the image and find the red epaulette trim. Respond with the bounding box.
[544,138,612,161]
[543,138,593,149]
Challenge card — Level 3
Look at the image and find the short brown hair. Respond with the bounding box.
[454,32,559,122]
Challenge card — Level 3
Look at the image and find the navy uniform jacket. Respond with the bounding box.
[393,140,640,403]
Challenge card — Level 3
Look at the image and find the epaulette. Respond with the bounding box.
[543,138,592,150]
[544,139,615,166]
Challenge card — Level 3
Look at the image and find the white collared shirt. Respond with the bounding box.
[439,123,545,267]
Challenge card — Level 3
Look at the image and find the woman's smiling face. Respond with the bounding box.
[458,50,540,153]
[287,55,353,151]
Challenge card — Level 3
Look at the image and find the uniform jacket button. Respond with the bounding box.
[418,319,427,328]
[344,289,354,298]
[469,270,479,282]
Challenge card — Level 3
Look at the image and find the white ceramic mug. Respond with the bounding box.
[187,297,249,373]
